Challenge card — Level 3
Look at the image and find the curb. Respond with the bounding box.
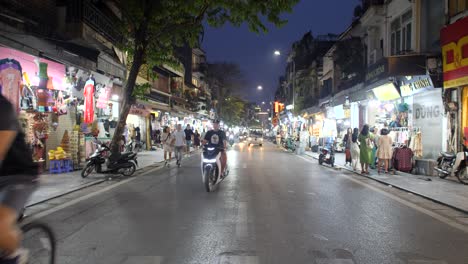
[26,150,201,209]
[304,153,468,215]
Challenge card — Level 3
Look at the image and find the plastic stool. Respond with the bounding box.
[62,159,73,172]
[49,160,63,174]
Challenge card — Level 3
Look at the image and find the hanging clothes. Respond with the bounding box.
[83,79,95,123]
[412,132,423,158]
[0,59,22,112]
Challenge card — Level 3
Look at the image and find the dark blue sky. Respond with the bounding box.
[202,0,360,104]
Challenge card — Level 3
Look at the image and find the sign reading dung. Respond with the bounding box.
[412,89,443,159]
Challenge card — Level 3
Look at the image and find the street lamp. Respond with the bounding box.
[257,85,263,90]
[262,101,265,105]
[273,50,296,112]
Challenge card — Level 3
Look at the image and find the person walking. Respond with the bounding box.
[369,126,378,169]
[162,127,173,166]
[184,125,194,155]
[358,124,373,174]
[377,128,393,173]
[172,124,186,167]
[343,128,353,166]
[351,128,360,171]
[194,130,201,149]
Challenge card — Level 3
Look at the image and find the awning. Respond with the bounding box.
[365,56,427,88]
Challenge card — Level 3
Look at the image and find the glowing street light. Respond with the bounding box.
[274,50,281,56]
[257,85,263,90]
[262,101,265,104]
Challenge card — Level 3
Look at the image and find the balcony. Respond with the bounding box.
[65,0,123,46]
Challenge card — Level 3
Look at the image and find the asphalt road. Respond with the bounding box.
[29,142,468,264]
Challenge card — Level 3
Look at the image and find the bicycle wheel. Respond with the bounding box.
[21,221,56,264]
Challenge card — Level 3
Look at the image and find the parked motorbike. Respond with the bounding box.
[82,142,138,178]
[125,139,146,152]
[201,146,228,192]
[434,145,467,184]
[318,146,335,167]
[282,137,296,152]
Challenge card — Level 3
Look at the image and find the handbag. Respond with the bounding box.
[366,136,374,149]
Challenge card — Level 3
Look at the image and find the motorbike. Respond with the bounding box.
[318,145,335,167]
[434,145,468,184]
[81,142,138,178]
[201,146,228,192]
[228,134,235,146]
[125,139,145,152]
[282,137,296,152]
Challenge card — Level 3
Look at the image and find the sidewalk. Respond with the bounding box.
[27,149,166,207]
[304,151,468,213]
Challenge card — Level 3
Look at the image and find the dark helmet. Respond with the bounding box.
[213,119,221,124]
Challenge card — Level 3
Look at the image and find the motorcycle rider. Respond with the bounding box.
[0,94,39,264]
[203,120,227,175]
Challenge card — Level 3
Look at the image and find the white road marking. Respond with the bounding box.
[122,256,164,264]
[312,234,329,241]
[298,155,468,234]
[218,255,259,264]
[24,166,164,222]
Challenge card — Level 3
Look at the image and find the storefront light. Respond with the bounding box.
[112,94,119,101]
[384,103,394,112]
[337,120,343,124]
[369,100,380,108]
[344,120,350,126]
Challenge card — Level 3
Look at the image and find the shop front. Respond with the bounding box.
[0,45,125,171]
[358,55,447,174]
[441,15,468,153]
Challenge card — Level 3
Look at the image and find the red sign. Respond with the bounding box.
[441,16,468,89]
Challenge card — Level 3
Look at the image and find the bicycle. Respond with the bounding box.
[1,177,56,264]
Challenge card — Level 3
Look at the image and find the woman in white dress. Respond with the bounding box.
[351,128,360,171]
[162,126,173,166]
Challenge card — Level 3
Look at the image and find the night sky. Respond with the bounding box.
[202,0,360,105]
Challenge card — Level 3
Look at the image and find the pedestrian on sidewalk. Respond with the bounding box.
[369,126,378,169]
[377,128,393,173]
[358,124,373,174]
[172,124,186,167]
[184,125,194,155]
[162,126,173,166]
[351,128,360,171]
[194,130,201,149]
[343,128,353,166]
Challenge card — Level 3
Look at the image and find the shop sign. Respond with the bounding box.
[441,16,468,88]
[365,58,388,85]
[400,76,434,97]
[129,105,149,116]
[413,89,443,159]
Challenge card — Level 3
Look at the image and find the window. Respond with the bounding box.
[449,0,468,17]
[390,10,412,55]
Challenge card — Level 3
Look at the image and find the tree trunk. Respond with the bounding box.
[109,47,146,159]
